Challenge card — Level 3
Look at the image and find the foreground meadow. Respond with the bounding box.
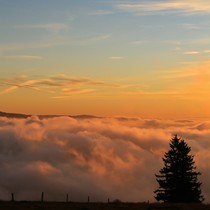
[0,202,209,210]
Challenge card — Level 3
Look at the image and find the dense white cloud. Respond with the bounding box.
[0,116,209,202]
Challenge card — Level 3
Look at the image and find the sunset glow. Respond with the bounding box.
[1,0,210,118]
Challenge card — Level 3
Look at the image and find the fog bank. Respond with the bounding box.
[0,116,209,202]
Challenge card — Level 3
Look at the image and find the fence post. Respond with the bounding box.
[66,193,68,202]
[41,192,44,202]
[88,196,90,203]
[11,193,14,202]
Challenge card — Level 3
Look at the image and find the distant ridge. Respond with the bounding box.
[0,111,101,119]
[0,111,30,118]
[72,115,102,119]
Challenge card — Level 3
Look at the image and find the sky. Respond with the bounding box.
[1,0,210,118]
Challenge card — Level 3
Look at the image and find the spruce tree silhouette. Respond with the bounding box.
[154,135,204,203]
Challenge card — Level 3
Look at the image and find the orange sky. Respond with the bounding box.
[1,0,210,119]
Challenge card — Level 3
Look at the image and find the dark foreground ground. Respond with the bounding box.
[0,202,209,210]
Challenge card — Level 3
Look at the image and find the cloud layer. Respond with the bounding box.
[0,116,209,202]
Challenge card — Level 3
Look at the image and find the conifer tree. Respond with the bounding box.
[154,135,204,203]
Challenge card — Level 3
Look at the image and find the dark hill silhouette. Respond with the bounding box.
[0,111,101,120]
[0,111,30,118]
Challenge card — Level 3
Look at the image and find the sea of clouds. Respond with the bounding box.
[0,116,210,202]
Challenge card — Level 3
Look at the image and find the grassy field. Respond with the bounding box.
[0,202,209,210]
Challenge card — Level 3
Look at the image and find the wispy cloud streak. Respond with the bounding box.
[0,75,114,98]
[88,10,113,16]
[1,55,43,60]
[0,34,111,52]
[116,1,210,15]
[109,56,124,60]
[15,23,69,32]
